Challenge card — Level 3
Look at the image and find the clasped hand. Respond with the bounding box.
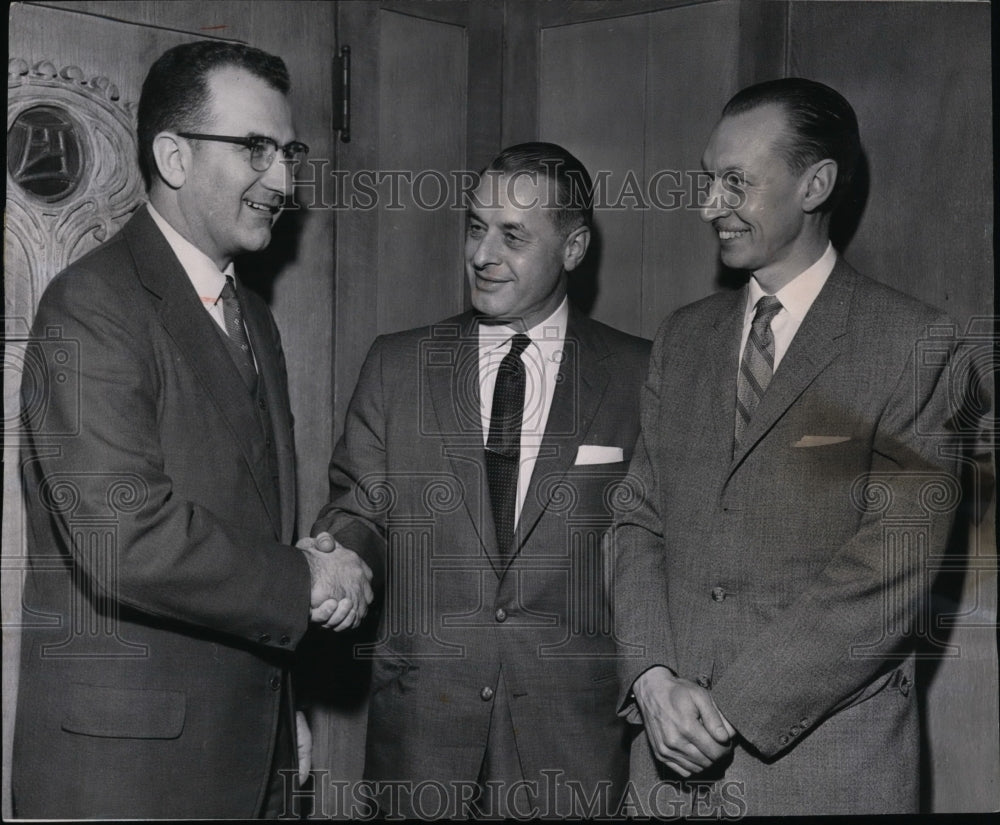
[298,532,374,631]
[633,666,736,777]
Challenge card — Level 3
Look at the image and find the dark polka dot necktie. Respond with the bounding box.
[485,333,531,557]
[220,275,257,386]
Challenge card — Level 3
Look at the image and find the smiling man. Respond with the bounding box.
[311,143,649,818]
[611,78,968,815]
[13,41,373,819]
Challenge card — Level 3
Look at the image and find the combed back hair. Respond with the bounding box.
[137,40,290,189]
[483,142,593,235]
[723,77,861,212]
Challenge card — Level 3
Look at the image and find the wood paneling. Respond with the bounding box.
[540,14,649,335]
[788,0,992,333]
[539,1,743,338]
[376,10,467,335]
[643,0,741,333]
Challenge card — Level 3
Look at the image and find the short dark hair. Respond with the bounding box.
[137,40,290,189]
[482,141,593,235]
[723,77,861,212]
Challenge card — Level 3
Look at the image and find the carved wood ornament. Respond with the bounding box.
[6,58,144,323]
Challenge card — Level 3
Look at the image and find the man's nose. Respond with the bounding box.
[471,232,499,268]
[699,174,731,223]
[261,155,295,197]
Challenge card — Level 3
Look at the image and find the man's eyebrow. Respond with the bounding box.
[499,220,529,234]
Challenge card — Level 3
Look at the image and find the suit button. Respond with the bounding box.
[710,587,726,602]
[269,675,281,691]
[258,398,266,409]
[259,633,271,644]
[800,718,810,728]
[495,608,507,623]
[790,725,801,736]
[279,635,290,646]
[779,734,789,745]
[480,686,494,701]
[695,674,712,689]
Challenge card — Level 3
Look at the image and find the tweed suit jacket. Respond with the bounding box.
[13,207,311,819]
[612,260,966,816]
[313,307,650,816]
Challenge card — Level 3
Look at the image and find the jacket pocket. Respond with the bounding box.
[61,682,185,739]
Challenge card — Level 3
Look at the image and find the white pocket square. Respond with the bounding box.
[574,445,624,465]
[793,435,852,448]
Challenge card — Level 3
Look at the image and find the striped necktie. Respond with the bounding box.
[735,295,782,445]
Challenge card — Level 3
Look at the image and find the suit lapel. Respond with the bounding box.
[425,313,504,572]
[510,310,609,564]
[124,209,282,539]
[730,260,854,471]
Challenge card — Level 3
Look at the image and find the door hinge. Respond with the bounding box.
[333,45,350,143]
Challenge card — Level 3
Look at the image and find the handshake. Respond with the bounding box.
[297,532,374,631]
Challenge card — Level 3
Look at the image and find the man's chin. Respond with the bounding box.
[240,228,274,255]
[470,291,508,320]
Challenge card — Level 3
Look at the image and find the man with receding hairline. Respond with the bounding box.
[312,143,649,818]
[612,78,967,815]
[13,40,371,818]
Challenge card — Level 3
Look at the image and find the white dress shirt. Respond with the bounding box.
[146,202,233,332]
[740,242,837,372]
[479,297,569,525]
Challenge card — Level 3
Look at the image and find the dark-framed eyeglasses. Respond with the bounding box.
[177,132,310,172]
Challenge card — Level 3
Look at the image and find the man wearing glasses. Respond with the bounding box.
[12,41,373,819]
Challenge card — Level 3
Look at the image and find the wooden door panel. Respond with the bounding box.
[377,10,468,335]
[540,14,649,336]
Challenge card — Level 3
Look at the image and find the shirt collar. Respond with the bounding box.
[478,296,569,356]
[746,242,836,322]
[146,202,234,306]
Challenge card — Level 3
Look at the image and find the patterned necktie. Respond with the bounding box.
[220,276,257,385]
[485,333,531,557]
[735,295,783,445]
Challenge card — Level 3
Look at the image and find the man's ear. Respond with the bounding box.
[802,158,838,213]
[151,132,189,190]
[562,225,591,272]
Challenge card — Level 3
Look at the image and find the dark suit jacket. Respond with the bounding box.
[313,308,650,816]
[12,207,311,818]
[612,260,967,816]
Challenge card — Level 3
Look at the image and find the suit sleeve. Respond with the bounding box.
[22,270,311,650]
[711,330,971,757]
[310,337,388,585]
[610,319,679,721]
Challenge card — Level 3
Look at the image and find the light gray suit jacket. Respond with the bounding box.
[612,260,967,816]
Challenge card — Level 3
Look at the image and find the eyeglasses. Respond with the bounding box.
[177,133,310,172]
